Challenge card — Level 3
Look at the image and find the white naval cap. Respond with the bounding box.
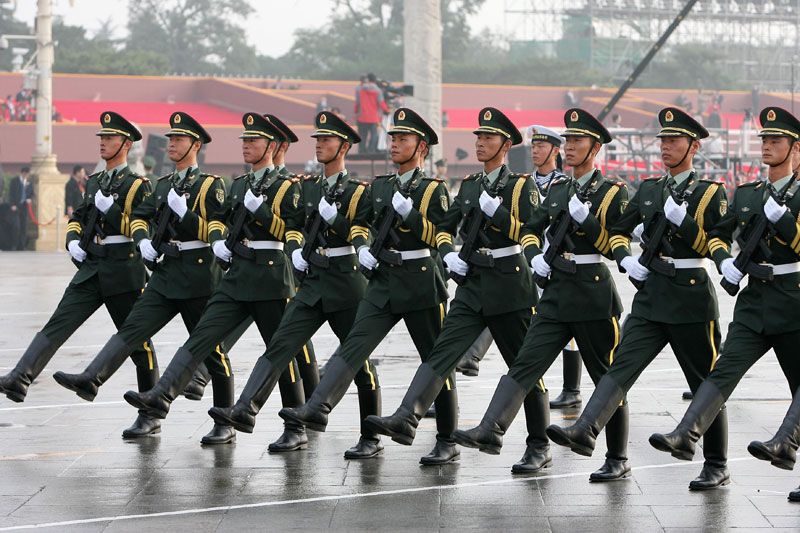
[529,124,565,146]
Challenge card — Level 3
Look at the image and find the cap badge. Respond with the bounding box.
[767,109,777,122]
[398,110,406,121]
[246,114,254,125]
[484,109,492,121]
[174,114,182,124]
[665,110,674,122]
[531,127,538,135]
[570,111,579,122]
[104,113,111,123]
[319,113,327,124]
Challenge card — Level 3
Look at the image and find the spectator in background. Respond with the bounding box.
[64,165,85,219]
[611,113,623,128]
[316,96,329,114]
[4,95,15,121]
[565,88,578,108]
[141,156,157,180]
[354,72,389,153]
[8,167,33,250]
[676,91,689,109]
[707,105,722,129]
[442,110,450,128]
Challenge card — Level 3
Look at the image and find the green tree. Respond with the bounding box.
[637,45,743,91]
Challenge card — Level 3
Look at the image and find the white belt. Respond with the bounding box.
[477,245,522,259]
[317,245,355,257]
[765,262,800,275]
[562,253,602,265]
[244,240,284,250]
[393,249,431,260]
[660,257,708,269]
[169,240,209,251]
[95,235,133,245]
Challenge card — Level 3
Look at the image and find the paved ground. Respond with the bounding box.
[1,251,799,532]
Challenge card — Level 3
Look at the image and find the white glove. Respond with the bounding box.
[292,248,308,271]
[94,190,114,214]
[721,257,744,285]
[212,240,232,262]
[392,191,413,218]
[167,188,188,219]
[568,194,590,224]
[633,223,645,241]
[318,197,337,223]
[244,188,263,214]
[479,190,502,217]
[444,251,468,276]
[67,240,87,262]
[764,196,788,224]
[531,254,551,277]
[139,238,158,262]
[621,255,650,282]
[358,247,378,270]
[664,195,687,226]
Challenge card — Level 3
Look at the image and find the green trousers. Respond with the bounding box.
[507,314,620,393]
[606,316,721,393]
[338,299,449,388]
[40,275,154,370]
[707,321,800,399]
[261,299,378,389]
[116,287,231,379]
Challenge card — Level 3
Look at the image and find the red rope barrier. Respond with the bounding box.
[26,202,56,226]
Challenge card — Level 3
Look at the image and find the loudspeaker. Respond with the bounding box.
[507,145,533,174]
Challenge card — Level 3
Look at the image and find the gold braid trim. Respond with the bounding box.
[691,184,718,254]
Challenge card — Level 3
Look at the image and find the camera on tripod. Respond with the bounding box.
[365,72,413,107]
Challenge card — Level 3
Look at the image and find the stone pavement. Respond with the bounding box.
[0,251,799,531]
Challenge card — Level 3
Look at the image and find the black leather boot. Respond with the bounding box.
[420,379,460,465]
[455,327,492,377]
[202,373,236,445]
[550,349,582,408]
[0,332,56,402]
[789,486,800,502]
[364,363,444,445]
[208,357,282,433]
[121,364,162,439]
[689,407,730,490]
[452,375,527,455]
[344,387,384,459]
[279,356,354,432]
[269,379,308,452]
[547,374,624,457]
[649,381,725,460]
[53,334,131,401]
[512,388,552,473]
[748,388,800,470]
[316,346,341,381]
[298,344,320,400]
[123,347,200,419]
[590,403,631,481]
[183,363,210,401]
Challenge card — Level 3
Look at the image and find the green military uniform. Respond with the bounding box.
[547,107,730,489]
[449,108,627,476]
[0,112,157,404]
[362,107,547,472]
[648,107,800,499]
[206,111,378,454]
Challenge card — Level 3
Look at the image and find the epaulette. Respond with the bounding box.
[139,177,150,182]
[234,173,247,180]
[353,179,369,186]
[549,177,569,186]
[200,173,221,179]
[699,178,724,185]
[88,171,102,179]
[739,181,760,188]
[290,177,300,183]
[463,173,481,181]
[373,173,394,181]
[509,172,531,179]
[425,176,444,182]
[157,173,172,181]
[614,181,626,187]
[643,176,663,182]
[303,174,320,181]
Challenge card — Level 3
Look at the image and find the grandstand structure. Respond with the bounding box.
[503,0,800,91]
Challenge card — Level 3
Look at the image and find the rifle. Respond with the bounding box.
[629,182,683,290]
[533,182,586,289]
[359,170,418,279]
[143,175,188,271]
[73,175,113,268]
[720,175,797,296]
[450,172,504,286]
[216,177,263,271]
[295,180,341,282]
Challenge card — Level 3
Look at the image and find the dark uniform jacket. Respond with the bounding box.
[65,166,151,297]
[610,172,725,324]
[292,173,371,313]
[364,170,450,314]
[130,167,226,300]
[214,168,303,302]
[65,178,84,215]
[523,170,627,322]
[436,165,538,316]
[709,178,800,335]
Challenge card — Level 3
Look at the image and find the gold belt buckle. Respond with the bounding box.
[317,247,327,256]
[242,238,249,246]
[562,252,574,260]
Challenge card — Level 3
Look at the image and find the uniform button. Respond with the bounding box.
[129,253,134,258]
[353,265,357,270]
[594,275,600,281]
[515,266,520,271]
[422,266,427,271]
[269,260,274,265]
[690,279,696,285]
[198,258,203,264]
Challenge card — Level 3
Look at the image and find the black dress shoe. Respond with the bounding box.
[122,413,161,438]
[420,440,460,465]
[268,423,308,452]
[201,424,236,445]
[688,464,730,490]
[344,437,384,459]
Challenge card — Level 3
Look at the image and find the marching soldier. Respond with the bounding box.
[53,112,234,442]
[0,112,157,404]
[450,109,629,480]
[650,107,800,501]
[547,108,730,489]
[360,107,545,473]
[278,108,460,464]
